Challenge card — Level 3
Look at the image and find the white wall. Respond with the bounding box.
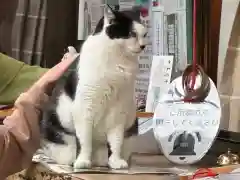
[218,0,239,87]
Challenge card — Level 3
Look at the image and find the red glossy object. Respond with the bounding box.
[192,168,218,179]
[152,1,159,6]
[183,0,198,102]
[140,7,148,17]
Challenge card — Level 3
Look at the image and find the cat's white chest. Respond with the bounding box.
[74,35,138,142]
[93,67,136,137]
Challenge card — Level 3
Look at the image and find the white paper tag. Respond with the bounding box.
[146,55,174,112]
[153,76,221,164]
[138,117,154,135]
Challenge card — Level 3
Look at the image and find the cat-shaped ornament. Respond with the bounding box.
[153,66,221,164]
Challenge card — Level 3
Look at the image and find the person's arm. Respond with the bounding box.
[0,85,48,179]
[0,49,78,179]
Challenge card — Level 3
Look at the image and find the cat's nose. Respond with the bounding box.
[140,45,146,50]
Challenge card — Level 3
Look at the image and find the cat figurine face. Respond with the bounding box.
[93,5,148,55]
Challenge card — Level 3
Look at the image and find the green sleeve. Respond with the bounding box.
[0,53,48,105]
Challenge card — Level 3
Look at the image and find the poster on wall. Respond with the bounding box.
[119,0,136,10]
[135,2,153,108]
[78,0,105,40]
[163,0,188,79]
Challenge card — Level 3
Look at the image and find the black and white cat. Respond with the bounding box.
[40,5,147,169]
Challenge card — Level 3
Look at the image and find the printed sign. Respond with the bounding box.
[146,55,174,112]
[135,6,152,106]
[153,76,221,164]
[151,9,165,56]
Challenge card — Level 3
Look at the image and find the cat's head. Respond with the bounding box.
[93,5,148,55]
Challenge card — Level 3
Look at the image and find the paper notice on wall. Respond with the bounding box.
[151,9,165,56]
[163,0,188,77]
[165,13,184,80]
[135,5,153,108]
[161,0,186,13]
[119,0,135,10]
[146,55,174,112]
[135,55,151,107]
[89,2,104,32]
[176,10,187,71]
[77,0,105,40]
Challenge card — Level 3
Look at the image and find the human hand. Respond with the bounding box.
[15,47,79,110]
[62,46,77,61]
[29,47,79,98]
[38,54,79,93]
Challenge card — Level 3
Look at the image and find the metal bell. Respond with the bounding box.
[217,149,240,166]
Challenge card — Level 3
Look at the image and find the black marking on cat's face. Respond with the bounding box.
[93,10,135,39]
[93,5,148,54]
[104,8,136,40]
[93,6,141,36]
[93,6,144,38]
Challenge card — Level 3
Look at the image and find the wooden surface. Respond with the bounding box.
[7,154,240,180]
[7,153,240,180]
[7,168,178,180]
[6,154,183,180]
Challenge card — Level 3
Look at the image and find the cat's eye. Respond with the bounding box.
[129,31,137,37]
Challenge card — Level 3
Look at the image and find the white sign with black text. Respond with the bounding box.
[153,76,221,164]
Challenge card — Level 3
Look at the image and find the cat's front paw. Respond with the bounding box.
[108,156,128,169]
[74,157,92,169]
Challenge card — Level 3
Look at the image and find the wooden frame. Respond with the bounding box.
[196,0,222,85]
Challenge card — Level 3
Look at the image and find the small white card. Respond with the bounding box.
[146,55,174,112]
[138,117,154,135]
[153,76,221,164]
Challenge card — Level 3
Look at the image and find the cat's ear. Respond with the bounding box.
[103,4,116,25]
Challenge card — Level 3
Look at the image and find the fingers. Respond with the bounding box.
[33,56,72,87]
[68,46,77,54]
[33,48,79,95]
[52,53,79,77]
[44,81,57,96]
[62,47,78,61]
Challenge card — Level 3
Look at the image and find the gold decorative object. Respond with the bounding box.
[217,149,240,166]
